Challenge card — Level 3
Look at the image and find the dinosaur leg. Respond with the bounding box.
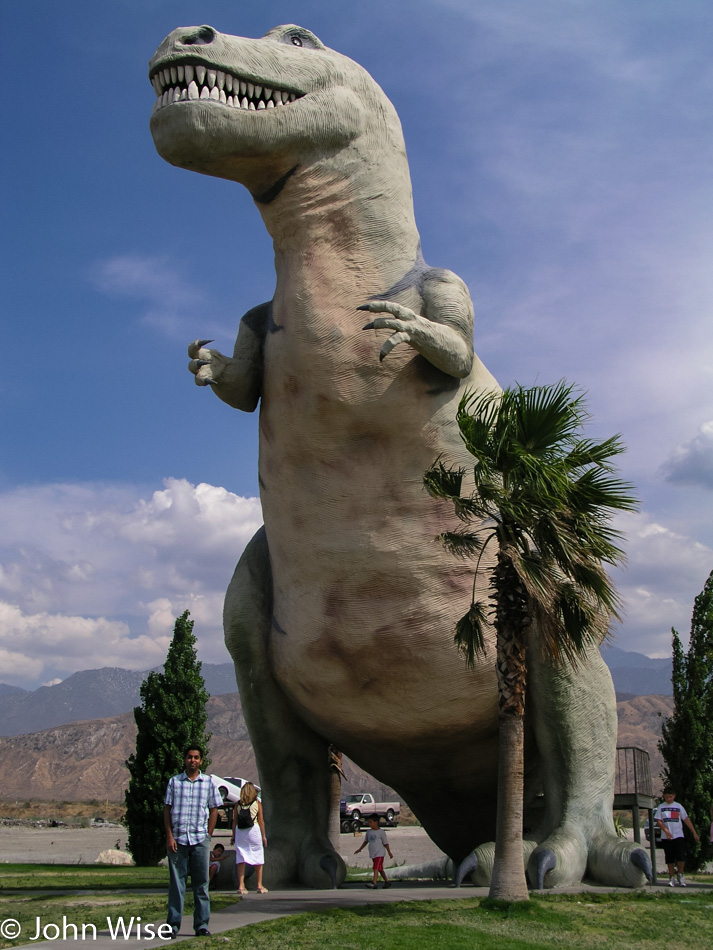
[525,642,650,888]
[224,526,346,889]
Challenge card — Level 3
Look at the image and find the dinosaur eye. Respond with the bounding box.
[270,27,325,50]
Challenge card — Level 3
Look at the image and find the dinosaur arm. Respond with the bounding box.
[187,302,267,411]
[360,269,474,379]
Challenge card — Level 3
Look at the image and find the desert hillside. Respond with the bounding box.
[0,694,384,803]
[0,693,674,805]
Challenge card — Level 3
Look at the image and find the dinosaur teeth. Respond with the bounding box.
[151,62,302,113]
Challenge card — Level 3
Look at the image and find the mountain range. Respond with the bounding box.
[0,647,671,738]
[0,690,672,804]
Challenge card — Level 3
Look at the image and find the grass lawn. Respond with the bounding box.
[209,891,713,950]
[0,863,168,891]
[0,865,236,948]
[2,865,712,949]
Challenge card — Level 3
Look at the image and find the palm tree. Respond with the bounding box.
[424,382,637,901]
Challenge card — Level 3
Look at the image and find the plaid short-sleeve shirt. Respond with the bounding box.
[165,771,223,845]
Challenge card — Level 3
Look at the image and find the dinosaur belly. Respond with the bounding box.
[258,315,500,772]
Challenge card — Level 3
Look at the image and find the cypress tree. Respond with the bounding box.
[659,569,713,871]
[125,611,212,866]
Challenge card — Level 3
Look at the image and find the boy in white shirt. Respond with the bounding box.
[654,786,699,886]
[355,814,394,889]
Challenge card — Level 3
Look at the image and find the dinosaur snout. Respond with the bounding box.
[178,25,217,47]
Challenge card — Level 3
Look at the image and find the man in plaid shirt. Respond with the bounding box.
[164,746,223,937]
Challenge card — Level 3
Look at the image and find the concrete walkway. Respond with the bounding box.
[11,879,713,949]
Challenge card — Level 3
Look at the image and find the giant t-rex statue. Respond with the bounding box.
[148,24,650,890]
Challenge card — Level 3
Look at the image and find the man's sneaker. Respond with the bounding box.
[677,873,686,887]
[195,929,211,937]
[365,882,377,888]
[668,876,675,887]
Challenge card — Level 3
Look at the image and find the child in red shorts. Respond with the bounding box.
[355,814,394,889]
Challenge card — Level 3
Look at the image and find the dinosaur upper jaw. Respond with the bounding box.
[149,59,303,115]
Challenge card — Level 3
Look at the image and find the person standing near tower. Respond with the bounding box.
[654,786,699,886]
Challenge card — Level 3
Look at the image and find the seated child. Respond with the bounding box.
[209,842,228,886]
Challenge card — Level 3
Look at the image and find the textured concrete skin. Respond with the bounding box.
[149,25,646,890]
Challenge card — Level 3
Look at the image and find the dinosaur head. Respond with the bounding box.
[149,24,403,203]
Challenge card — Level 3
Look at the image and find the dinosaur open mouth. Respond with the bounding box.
[150,62,301,113]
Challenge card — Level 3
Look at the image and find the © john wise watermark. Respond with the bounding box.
[1,916,173,942]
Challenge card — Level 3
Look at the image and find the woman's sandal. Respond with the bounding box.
[257,886,269,894]
[238,887,248,896]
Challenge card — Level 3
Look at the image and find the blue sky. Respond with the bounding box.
[1,0,712,689]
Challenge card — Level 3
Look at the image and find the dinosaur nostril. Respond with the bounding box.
[180,25,216,46]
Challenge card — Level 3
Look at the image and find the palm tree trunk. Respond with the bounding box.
[489,552,530,901]
[489,713,528,900]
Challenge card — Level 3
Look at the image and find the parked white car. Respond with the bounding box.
[211,775,244,803]
[210,775,261,830]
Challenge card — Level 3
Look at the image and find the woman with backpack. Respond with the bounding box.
[231,782,268,894]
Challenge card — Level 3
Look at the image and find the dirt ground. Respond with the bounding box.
[0,825,685,878]
[0,824,444,868]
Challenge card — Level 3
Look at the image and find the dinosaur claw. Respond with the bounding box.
[319,854,339,889]
[203,377,218,386]
[195,359,211,368]
[630,848,653,883]
[534,848,556,890]
[454,851,478,887]
[187,339,214,358]
[361,321,375,330]
[356,304,372,312]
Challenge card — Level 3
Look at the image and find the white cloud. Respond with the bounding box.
[90,253,233,339]
[610,510,712,657]
[0,601,163,687]
[660,421,713,490]
[0,480,262,688]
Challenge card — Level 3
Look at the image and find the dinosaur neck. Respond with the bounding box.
[255,143,422,285]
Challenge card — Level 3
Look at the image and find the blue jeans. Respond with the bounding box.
[167,836,211,933]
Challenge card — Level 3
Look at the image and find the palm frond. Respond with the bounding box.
[437,529,488,559]
[423,459,465,502]
[454,601,490,667]
[565,435,627,471]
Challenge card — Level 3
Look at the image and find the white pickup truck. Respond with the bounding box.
[340,793,400,831]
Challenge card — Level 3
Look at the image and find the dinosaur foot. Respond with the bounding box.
[300,839,346,889]
[587,835,651,888]
[261,836,345,889]
[455,840,539,887]
[528,829,650,889]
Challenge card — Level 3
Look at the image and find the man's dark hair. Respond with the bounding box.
[184,744,205,759]
[663,786,675,795]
